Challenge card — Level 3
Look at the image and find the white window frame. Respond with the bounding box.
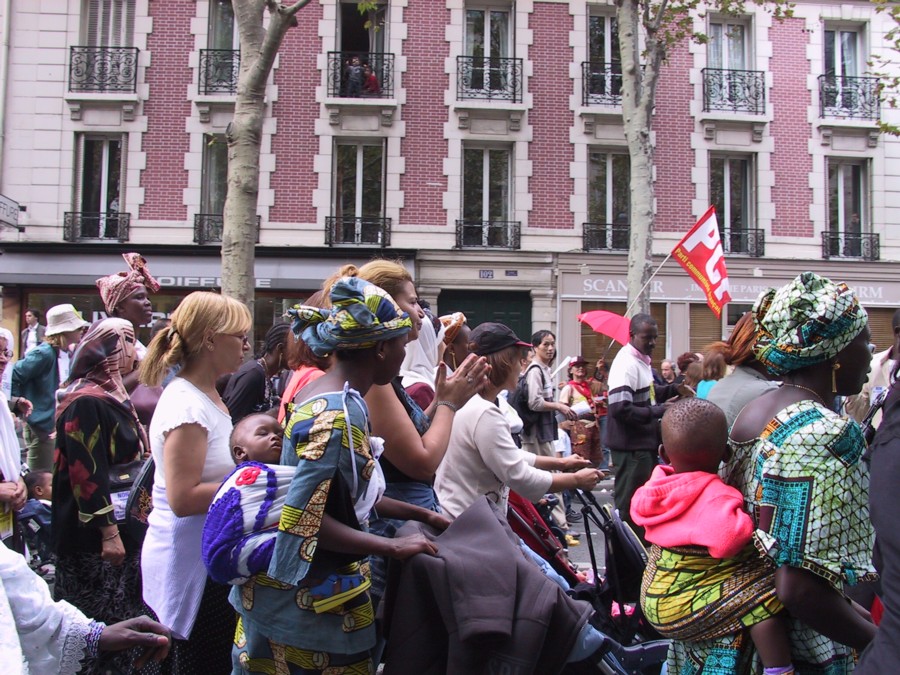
[461,144,512,247]
[710,153,755,252]
[82,0,135,47]
[332,139,387,244]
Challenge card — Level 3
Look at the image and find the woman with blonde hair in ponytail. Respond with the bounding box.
[138,291,251,674]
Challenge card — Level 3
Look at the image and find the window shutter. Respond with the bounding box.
[689,303,724,355]
[865,308,894,358]
[73,133,85,211]
[118,132,128,211]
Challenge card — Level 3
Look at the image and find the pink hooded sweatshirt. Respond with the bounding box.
[630,464,754,559]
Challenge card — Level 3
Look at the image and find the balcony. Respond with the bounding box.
[326,52,395,99]
[582,222,629,251]
[194,214,260,245]
[821,231,880,261]
[199,49,240,95]
[457,56,523,103]
[819,75,880,120]
[721,228,765,257]
[63,212,130,242]
[582,61,623,107]
[69,46,139,93]
[455,220,521,249]
[325,216,391,247]
[702,68,765,115]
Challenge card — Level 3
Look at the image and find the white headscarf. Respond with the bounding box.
[0,327,20,484]
[0,328,13,401]
[400,317,440,392]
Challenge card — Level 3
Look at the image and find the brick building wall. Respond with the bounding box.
[398,2,450,227]
[139,1,193,221]
[528,3,574,230]
[268,4,323,225]
[769,17,813,238]
[654,42,695,234]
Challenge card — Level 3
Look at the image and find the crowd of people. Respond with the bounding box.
[1,256,899,674]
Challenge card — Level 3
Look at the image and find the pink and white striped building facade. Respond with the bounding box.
[1,0,899,363]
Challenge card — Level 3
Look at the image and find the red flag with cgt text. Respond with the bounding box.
[671,206,732,318]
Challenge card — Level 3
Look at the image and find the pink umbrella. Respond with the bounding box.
[577,310,631,346]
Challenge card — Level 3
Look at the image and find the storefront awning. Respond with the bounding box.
[0,250,413,291]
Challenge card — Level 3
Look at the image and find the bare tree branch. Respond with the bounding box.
[283,0,313,16]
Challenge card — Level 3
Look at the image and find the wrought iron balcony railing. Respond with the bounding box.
[326,52,395,99]
[194,214,261,245]
[583,222,630,251]
[702,68,766,115]
[581,61,623,107]
[818,75,880,119]
[457,56,523,103]
[821,231,880,261]
[199,49,240,95]
[63,212,130,242]
[455,220,521,249]
[69,46,139,93]
[325,216,391,247]
[721,228,765,257]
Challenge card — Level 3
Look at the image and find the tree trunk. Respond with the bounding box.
[618,0,662,317]
[222,1,309,335]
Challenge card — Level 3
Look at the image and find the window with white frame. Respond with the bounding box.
[83,0,135,46]
[461,145,513,247]
[706,19,752,110]
[826,158,868,257]
[332,141,386,245]
[586,14,621,102]
[587,149,629,249]
[462,6,513,95]
[202,0,239,95]
[72,134,126,239]
[710,155,754,254]
[822,25,870,116]
[201,136,228,216]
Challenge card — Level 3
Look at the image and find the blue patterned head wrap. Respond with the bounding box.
[287,276,412,356]
[753,272,868,376]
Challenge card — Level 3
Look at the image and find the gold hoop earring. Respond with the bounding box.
[832,362,841,393]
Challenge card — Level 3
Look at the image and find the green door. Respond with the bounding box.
[437,290,533,342]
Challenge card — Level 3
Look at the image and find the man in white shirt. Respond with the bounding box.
[20,309,45,356]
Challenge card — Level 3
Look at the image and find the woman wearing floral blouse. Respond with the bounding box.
[52,318,148,675]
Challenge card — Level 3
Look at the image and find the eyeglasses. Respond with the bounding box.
[0,349,11,358]
[222,332,251,347]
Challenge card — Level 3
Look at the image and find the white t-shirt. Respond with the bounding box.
[435,394,552,519]
[141,377,234,639]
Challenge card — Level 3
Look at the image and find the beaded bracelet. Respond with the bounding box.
[85,621,106,657]
[435,400,459,413]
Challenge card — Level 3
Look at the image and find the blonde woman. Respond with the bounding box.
[138,291,251,673]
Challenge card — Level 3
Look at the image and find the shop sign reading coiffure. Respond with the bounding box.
[155,275,272,289]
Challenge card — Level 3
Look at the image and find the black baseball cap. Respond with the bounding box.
[469,322,532,356]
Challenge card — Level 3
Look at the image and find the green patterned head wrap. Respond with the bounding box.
[288,276,412,356]
[753,272,868,377]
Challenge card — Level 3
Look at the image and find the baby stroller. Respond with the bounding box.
[507,490,581,587]
[562,489,670,675]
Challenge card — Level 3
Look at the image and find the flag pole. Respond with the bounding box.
[623,252,673,317]
[602,253,674,359]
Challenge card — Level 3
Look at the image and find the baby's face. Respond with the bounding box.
[235,415,284,465]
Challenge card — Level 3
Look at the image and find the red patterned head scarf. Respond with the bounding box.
[96,252,161,315]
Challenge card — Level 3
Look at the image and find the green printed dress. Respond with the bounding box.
[667,399,877,675]
[231,386,377,675]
